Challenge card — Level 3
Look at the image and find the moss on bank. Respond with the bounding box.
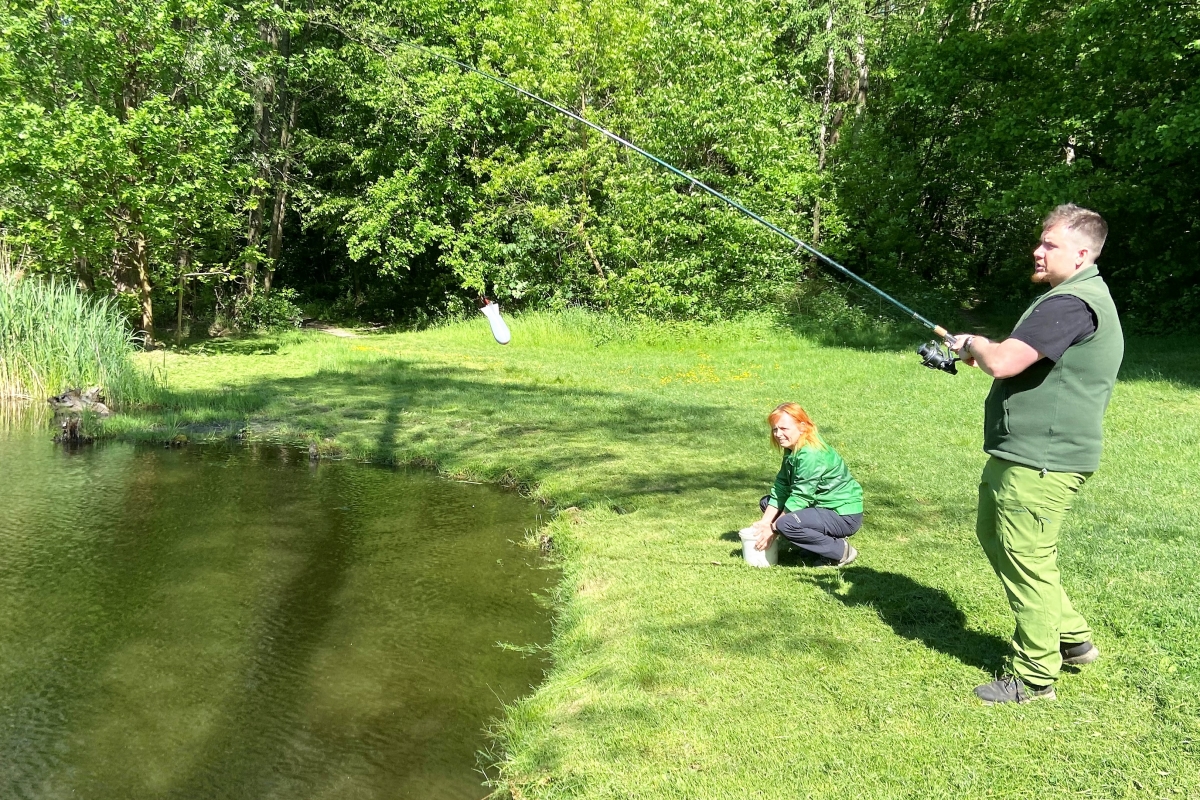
[109,312,1200,799]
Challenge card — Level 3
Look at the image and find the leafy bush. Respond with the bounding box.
[231,288,304,332]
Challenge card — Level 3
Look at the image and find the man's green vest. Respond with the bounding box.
[983,264,1124,473]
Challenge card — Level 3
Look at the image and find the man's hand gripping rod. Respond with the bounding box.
[321,19,961,374]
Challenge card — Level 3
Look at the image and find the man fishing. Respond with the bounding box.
[950,204,1124,704]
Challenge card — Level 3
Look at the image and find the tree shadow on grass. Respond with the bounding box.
[620,466,766,500]
[782,311,929,354]
[1117,336,1200,389]
[800,567,1008,673]
[148,355,766,503]
[640,606,854,664]
[174,336,284,356]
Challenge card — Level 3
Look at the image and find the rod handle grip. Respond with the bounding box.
[933,325,954,345]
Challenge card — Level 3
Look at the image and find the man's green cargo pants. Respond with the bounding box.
[976,457,1093,686]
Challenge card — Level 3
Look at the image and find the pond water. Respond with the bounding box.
[0,424,556,800]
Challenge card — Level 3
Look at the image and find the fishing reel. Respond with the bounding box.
[917,339,959,375]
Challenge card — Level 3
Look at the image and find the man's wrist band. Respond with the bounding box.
[964,336,975,354]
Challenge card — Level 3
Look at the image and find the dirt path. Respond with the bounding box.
[302,321,358,338]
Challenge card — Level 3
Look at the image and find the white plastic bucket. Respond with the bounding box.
[738,527,779,568]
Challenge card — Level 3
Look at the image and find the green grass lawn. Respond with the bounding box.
[110,312,1200,799]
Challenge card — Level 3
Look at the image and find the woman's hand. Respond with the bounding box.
[753,522,777,551]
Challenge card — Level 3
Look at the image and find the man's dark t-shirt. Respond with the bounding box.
[1009,295,1097,362]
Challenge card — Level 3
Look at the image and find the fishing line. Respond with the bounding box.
[318,19,960,371]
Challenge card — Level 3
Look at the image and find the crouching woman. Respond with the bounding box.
[750,403,864,566]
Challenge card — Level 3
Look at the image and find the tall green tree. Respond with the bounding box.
[291,0,871,320]
[0,0,314,339]
[0,0,263,338]
[835,0,1200,331]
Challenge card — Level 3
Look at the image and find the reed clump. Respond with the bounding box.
[0,273,156,406]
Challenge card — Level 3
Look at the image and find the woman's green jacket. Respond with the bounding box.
[767,440,863,515]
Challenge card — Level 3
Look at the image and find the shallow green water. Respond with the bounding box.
[0,426,555,799]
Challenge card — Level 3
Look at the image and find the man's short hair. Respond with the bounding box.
[1043,203,1108,257]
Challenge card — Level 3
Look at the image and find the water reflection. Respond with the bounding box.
[0,399,48,432]
[0,428,555,799]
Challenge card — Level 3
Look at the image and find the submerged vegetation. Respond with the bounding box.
[106,313,1200,798]
[0,273,155,405]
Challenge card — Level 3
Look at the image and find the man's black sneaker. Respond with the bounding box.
[974,675,1056,705]
[1061,640,1100,666]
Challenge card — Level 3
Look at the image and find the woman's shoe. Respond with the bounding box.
[837,541,858,567]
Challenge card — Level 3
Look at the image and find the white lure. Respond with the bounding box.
[480,300,511,345]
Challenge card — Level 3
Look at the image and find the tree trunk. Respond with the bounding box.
[176,249,191,343]
[0,234,25,279]
[816,6,836,174]
[855,32,868,116]
[246,201,265,290]
[244,19,279,291]
[580,223,606,283]
[74,253,95,292]
[134,231,153,341]
[576,91,606,285]
[114,40,151,335]
[114,33,139,124]
[969,1,991,31]
[265,91,298,293]
[814,3,836,244]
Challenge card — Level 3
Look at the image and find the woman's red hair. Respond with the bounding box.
[768,402,824,451]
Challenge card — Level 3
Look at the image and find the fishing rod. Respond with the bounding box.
[321,20,961,374]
